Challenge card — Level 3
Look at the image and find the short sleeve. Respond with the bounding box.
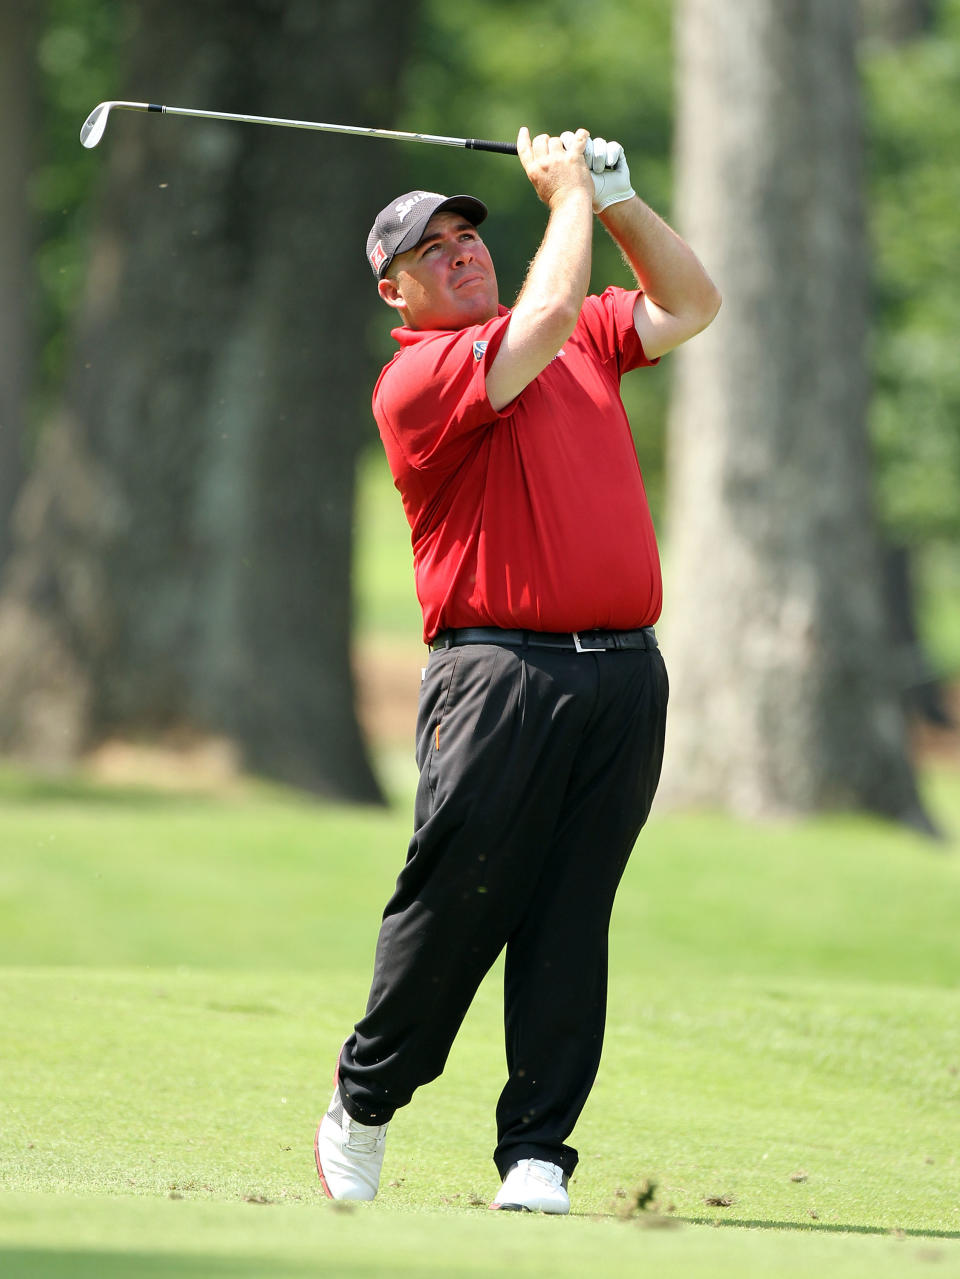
[374,311,515,472]
[576,287,659,377]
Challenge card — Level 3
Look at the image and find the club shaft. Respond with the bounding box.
[91,101,518,154]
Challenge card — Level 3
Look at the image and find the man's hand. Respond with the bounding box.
[486,128,594,411]
[581,136,636,214]
[516,126,594,209]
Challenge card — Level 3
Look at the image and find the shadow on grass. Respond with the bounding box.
[679,1215,960,1241]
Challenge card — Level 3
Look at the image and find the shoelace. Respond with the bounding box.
[522,1159,564,1188]
[343,1117,385,1154]
[327,1097,385,1155]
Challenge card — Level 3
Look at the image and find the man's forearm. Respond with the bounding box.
[514,186,594,328]
[600,196,721,339]
[486,186,593,410]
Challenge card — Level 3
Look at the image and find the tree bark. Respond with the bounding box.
[0,0,36,573]
[662,0,932,830]
[0,0,412,799]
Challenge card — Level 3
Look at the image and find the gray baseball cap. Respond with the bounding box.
[366,190,488,280]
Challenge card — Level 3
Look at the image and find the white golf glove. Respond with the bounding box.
[584,136,635,214]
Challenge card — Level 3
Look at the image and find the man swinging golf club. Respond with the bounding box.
[315,125,721,1212]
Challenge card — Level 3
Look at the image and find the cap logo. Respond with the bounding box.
[369,239,387,273]
[394,191,443,223]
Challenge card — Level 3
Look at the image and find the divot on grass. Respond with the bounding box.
[612,1178,679,1227]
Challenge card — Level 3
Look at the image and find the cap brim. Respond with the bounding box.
[393,194,488,259]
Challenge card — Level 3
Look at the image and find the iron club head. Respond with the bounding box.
[80,101,155,149]
[80,101,113,148]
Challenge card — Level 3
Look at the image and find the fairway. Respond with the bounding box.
[2,764,960,1276]
[8,1,960,1274]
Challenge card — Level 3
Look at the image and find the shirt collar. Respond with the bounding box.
[391,304,511,346]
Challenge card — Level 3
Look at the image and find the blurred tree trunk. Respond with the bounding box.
[662,0,932,830]
[0,0,36,573]
[0,0,412,799]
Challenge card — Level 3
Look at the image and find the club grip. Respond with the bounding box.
[465,138,518,155]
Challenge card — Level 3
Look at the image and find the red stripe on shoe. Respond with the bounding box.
[314,1121,334,1199]
[314,1046,344,1199]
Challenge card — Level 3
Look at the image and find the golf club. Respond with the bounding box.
[80,100,519,155]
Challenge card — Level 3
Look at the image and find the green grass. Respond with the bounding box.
[2,761,960,1275]
[4,1192,956,1279]
[2,456,960,1275]
[2,763,959,982]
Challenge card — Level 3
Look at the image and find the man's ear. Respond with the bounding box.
[378,276,406,312]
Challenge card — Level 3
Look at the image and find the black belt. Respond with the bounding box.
[430,626,658,653]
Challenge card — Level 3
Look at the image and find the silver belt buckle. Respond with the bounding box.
[572,631,606,653]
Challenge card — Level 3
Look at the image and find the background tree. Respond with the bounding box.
[661,0,932,830]
[0,0,38,572]
[0,0,415,799]
[3,0,956,811]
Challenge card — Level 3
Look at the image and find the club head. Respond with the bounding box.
[80,102,112,148]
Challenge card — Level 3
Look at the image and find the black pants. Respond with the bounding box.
[337,638,669,1179]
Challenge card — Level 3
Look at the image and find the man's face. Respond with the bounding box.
[378,211,499,330]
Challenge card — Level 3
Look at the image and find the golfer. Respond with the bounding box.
[315,127,720,1212]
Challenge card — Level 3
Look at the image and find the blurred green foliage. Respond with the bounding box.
[31,0,123,426]
[863,0,960,543]
[27,0,960,543]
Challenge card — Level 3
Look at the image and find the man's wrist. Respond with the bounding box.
[595,187,636,216]
[548,183,594,214]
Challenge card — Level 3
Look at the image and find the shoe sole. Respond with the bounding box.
[314,1049,343,1200]
[489,1202,569,1214]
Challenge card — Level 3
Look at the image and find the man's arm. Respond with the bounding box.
[485,128,595,413]
[600,193,722,361]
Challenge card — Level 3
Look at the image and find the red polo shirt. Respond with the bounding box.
[372,286,662,643]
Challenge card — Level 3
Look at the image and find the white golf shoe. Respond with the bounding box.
[490,1158,570,1214]
[314,1086,389,1201]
